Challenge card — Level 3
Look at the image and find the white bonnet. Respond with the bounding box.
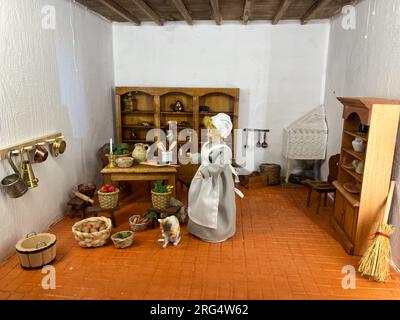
[211,113,233,139]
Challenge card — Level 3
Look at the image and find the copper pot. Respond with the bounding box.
[48,137,66,157]
[32,143,48,163]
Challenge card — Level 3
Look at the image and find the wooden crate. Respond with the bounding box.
[239,172,268,189]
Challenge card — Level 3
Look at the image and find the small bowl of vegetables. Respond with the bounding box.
[111,231,134,249]
[129,215,150,232]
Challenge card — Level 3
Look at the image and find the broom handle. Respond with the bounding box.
[382,181,396,224]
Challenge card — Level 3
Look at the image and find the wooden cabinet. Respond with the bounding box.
[332,97,400,255]
[114,87,239,178]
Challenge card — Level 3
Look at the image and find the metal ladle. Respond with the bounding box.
[256,131,261,148]
[244,129,249,149]
[262,132,268,148]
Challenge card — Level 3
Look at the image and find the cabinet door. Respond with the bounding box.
[333,192,345,227]
[343,203,358,243]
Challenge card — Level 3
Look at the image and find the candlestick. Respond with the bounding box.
[107,154,117,168]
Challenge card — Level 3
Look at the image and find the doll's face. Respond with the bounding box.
[207,128,222,142]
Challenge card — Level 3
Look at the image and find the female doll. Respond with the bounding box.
[187,113,243,243]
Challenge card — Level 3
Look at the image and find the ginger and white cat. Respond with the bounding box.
[158,216,181,249]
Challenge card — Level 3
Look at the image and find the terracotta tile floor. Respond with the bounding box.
[1,183,400,300]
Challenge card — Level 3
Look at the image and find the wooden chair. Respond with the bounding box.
[177,175,192,201]
[303,154,340,214]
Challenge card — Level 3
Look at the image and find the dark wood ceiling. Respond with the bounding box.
[76,0,361,26]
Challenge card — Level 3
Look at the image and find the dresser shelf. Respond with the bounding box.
[332,97,400,255]
[115,87,240,178]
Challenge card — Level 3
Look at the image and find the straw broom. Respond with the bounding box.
[359,181,396,282]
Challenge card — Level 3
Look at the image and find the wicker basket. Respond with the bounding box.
[259,163,281,185]
[72,217,112,248]
[151,190,172,210]
[98,188,119,209]
[129,215,150,232]
[115,157,134,168]
[111,231,134,249]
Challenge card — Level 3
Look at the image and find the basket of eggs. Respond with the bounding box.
[98,183,119,209]
[72,217,112,248]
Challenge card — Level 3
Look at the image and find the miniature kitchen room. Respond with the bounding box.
[1,0,400,304]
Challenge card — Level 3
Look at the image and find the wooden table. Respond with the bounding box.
[101,165,177,197]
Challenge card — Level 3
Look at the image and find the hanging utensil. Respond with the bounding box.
[262,131,268,148]
[256,131,262,148]
[20,149,39,189]
[244,129,249,149]
[48,136,66,157]
[32,143,48,163]
[0,151,28,198]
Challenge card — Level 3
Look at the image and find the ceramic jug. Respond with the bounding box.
[352,160,364,175]
[132,143,149,163]
[352,137,365,153]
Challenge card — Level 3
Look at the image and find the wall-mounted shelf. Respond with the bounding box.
[0,132,63,161]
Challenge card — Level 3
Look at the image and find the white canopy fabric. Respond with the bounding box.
[282,105,328,160]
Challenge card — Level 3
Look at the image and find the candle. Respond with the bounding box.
[110,138,113,155]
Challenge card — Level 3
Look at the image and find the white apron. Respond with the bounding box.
[188,142,243,230]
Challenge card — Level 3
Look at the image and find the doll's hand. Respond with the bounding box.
[193,172,203,180]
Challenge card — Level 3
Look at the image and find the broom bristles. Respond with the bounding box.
[359,224,394,282]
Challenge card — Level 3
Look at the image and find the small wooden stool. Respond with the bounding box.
[149,206,181,218]
[86,206,120,227]
[67,197,91,219]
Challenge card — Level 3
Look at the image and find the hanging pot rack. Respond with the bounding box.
[243,129,270,132]
[0,132,64,161]
[243,128,270,149]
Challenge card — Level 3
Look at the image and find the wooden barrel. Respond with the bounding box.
[259,164,281,185]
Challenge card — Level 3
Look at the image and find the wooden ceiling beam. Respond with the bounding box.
[210,0,222,25]
[272,0,291,25]
[301,0,330,25]
[171,0,193,25]
[130,0,164,26]
[98,0,140,25]
[242,0,253,25]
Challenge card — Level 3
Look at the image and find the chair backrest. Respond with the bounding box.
[327,154,341,183]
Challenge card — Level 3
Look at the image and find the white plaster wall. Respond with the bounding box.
[113,22,330,171]
[323,0,400,266]
[0,0,114,261]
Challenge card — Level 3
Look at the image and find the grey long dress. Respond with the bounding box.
[188,142,237,243]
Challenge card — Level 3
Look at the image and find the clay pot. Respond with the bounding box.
[352,138,365,153]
